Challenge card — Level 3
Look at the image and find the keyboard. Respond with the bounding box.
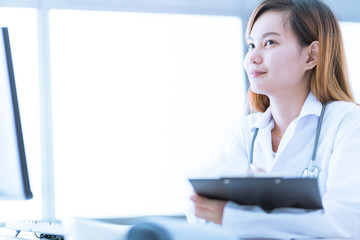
[5,220,64,237]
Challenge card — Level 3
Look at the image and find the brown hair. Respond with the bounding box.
[246,0,354,112]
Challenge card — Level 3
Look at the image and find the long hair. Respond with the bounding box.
[246,0,354,112]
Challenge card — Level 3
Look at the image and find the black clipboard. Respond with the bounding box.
[189,177,323,211]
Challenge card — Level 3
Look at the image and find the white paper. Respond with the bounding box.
[63,218,131,240]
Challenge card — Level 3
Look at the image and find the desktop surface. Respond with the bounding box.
[1,220,352,240]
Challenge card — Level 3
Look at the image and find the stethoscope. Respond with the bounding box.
[249,104,326,178]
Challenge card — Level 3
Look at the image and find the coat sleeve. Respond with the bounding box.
[185,119,251,223]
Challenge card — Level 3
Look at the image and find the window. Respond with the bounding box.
[340,22,360,102]
[0,7,41,221]
[50,10,244,218]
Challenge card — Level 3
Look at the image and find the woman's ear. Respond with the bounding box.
[306,41,319,69]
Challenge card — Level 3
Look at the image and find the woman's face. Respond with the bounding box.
[244,11,310,97]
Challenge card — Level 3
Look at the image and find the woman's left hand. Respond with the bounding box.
[190,193,227,224]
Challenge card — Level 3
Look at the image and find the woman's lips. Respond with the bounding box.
[249,70,267,78]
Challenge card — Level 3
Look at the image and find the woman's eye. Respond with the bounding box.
[265,40,275,46]
[248,43,255,49]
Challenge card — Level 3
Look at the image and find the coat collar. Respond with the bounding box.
[250,91,323,132]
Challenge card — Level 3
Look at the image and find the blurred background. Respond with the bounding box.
[0,0,359,222]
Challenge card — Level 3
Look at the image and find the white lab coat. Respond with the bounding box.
[188,92,360,239]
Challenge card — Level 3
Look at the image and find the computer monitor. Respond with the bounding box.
[0,27,33,200]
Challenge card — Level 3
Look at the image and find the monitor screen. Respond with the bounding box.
[0,27,32,200]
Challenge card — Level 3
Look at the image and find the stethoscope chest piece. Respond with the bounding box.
[302,164,320,178]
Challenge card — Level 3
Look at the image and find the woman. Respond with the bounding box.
[189,0,360,238]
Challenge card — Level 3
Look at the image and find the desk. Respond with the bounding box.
[0,222,351,240]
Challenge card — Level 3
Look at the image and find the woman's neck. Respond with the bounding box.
[269,90,309,136]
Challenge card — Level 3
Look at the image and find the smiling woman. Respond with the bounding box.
[188,0,360,239]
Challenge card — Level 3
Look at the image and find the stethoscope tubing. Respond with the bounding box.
[311,104,326,161]
[249,104,326,178]
[249,128,259,165]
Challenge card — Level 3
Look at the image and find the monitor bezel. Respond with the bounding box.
[2,27,33,200]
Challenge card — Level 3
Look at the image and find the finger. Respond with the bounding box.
[190,193,199,202]
[191,193,211,204]
[192,194,209,204]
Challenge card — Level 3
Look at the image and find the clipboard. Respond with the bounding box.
[189,177,323,211]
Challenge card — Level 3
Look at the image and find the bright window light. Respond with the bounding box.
[340,22,360,102]
[50,10,244,219]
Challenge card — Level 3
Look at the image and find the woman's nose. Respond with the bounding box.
[248,51,263,64]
